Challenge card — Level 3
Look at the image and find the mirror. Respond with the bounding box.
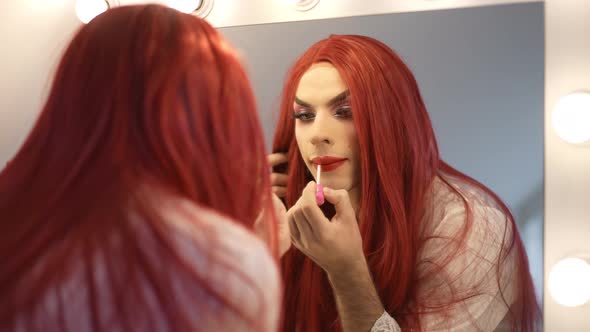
[218,2,544,302]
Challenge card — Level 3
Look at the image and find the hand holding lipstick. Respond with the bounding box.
[287,181,365,275]
[315,164,324,205]
[311,156,347,206]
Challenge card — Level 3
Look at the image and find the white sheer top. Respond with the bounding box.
[371,176,518,331]
[15,198,281,332]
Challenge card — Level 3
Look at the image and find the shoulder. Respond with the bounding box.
[22,195,281,331]
[415,176,520,330]
[419,175,517,290]
[161,197,281,291]
[161,198,276,259]
[425,175,513,243]
[156,198,282,331]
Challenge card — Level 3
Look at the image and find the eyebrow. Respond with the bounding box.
[294,90,350,108]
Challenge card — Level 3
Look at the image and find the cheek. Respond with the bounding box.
[345,125,362,181]
[344,124,361,159]
[294,125,310,159]
[294,126,304,150]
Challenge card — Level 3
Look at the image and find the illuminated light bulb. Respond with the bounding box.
[75,0,109,24]
[548,257,590,307]
[167,0,203,14]
[552,91,590,144]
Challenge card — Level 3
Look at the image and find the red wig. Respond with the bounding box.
[0,4,276,331]
[274,35,540,331]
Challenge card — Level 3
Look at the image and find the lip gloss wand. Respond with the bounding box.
[316,164,324,205]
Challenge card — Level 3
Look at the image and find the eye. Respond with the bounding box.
[292,110,315,122]
[334,106,352,119]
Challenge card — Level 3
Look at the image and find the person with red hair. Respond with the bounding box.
[0,4,283,332]
[270,35,541,331]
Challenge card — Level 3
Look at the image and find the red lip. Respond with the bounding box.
[311,156,347,172]
[311,156,347,165]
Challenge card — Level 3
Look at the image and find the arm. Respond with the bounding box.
[327,258,387,332]
[332,205,516,332]
[287,182,518,332]
[287,184,396,331]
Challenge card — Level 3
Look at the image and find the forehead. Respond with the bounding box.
[295,62,348,105]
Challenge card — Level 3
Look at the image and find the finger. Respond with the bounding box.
[292,208,316,247]
[272,186,287,198]
[270,173,289,186]
[302,180,324,206]
[322,187,355,220]
[299,182,329,233]
[270,194,287,225]
[288,210,301,244]
[290,235,305,253]
[267,153,289,167]
[301,181,318,198]
[271,193,287,214]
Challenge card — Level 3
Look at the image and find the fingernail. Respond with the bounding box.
[316,184,325,205]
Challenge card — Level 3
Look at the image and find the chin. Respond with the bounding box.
[321,179,353,191]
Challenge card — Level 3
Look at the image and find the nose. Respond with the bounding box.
[310,135,332,146]
[309,113,334,147]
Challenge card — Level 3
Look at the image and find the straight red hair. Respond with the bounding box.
[0,4,276,331]
[274,35,540,331]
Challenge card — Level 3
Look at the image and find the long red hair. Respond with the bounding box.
[0,4,276,331]
[274,35,540,331]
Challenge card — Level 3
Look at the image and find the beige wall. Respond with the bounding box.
[0,0,79,167]
[545,0,590,330]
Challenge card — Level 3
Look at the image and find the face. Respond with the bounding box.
[293,62,361,198]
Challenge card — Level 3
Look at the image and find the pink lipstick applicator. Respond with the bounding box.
[316,164,324,205]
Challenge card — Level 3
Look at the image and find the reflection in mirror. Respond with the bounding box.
[220,2,544,330]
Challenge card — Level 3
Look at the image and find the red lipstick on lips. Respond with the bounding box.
[311,156,347,172]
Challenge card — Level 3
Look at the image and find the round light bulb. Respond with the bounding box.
[167,0,203,14]
[75,0,109,24]
[548,257,590,307]
[552,91,590,144]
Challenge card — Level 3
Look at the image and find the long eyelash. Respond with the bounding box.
[334,106,353,118]
[292,113,312,120]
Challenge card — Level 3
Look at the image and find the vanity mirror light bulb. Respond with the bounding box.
[552,91,590,144]
[548,257,590,307]
[167,0,203,14]
[75,0,109,23]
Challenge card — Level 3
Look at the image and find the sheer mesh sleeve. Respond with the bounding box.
[159,200,282,332]
[370,203,517,332]
[16,199,281,332]
[413,203,517,331]
[371,311,402,332]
